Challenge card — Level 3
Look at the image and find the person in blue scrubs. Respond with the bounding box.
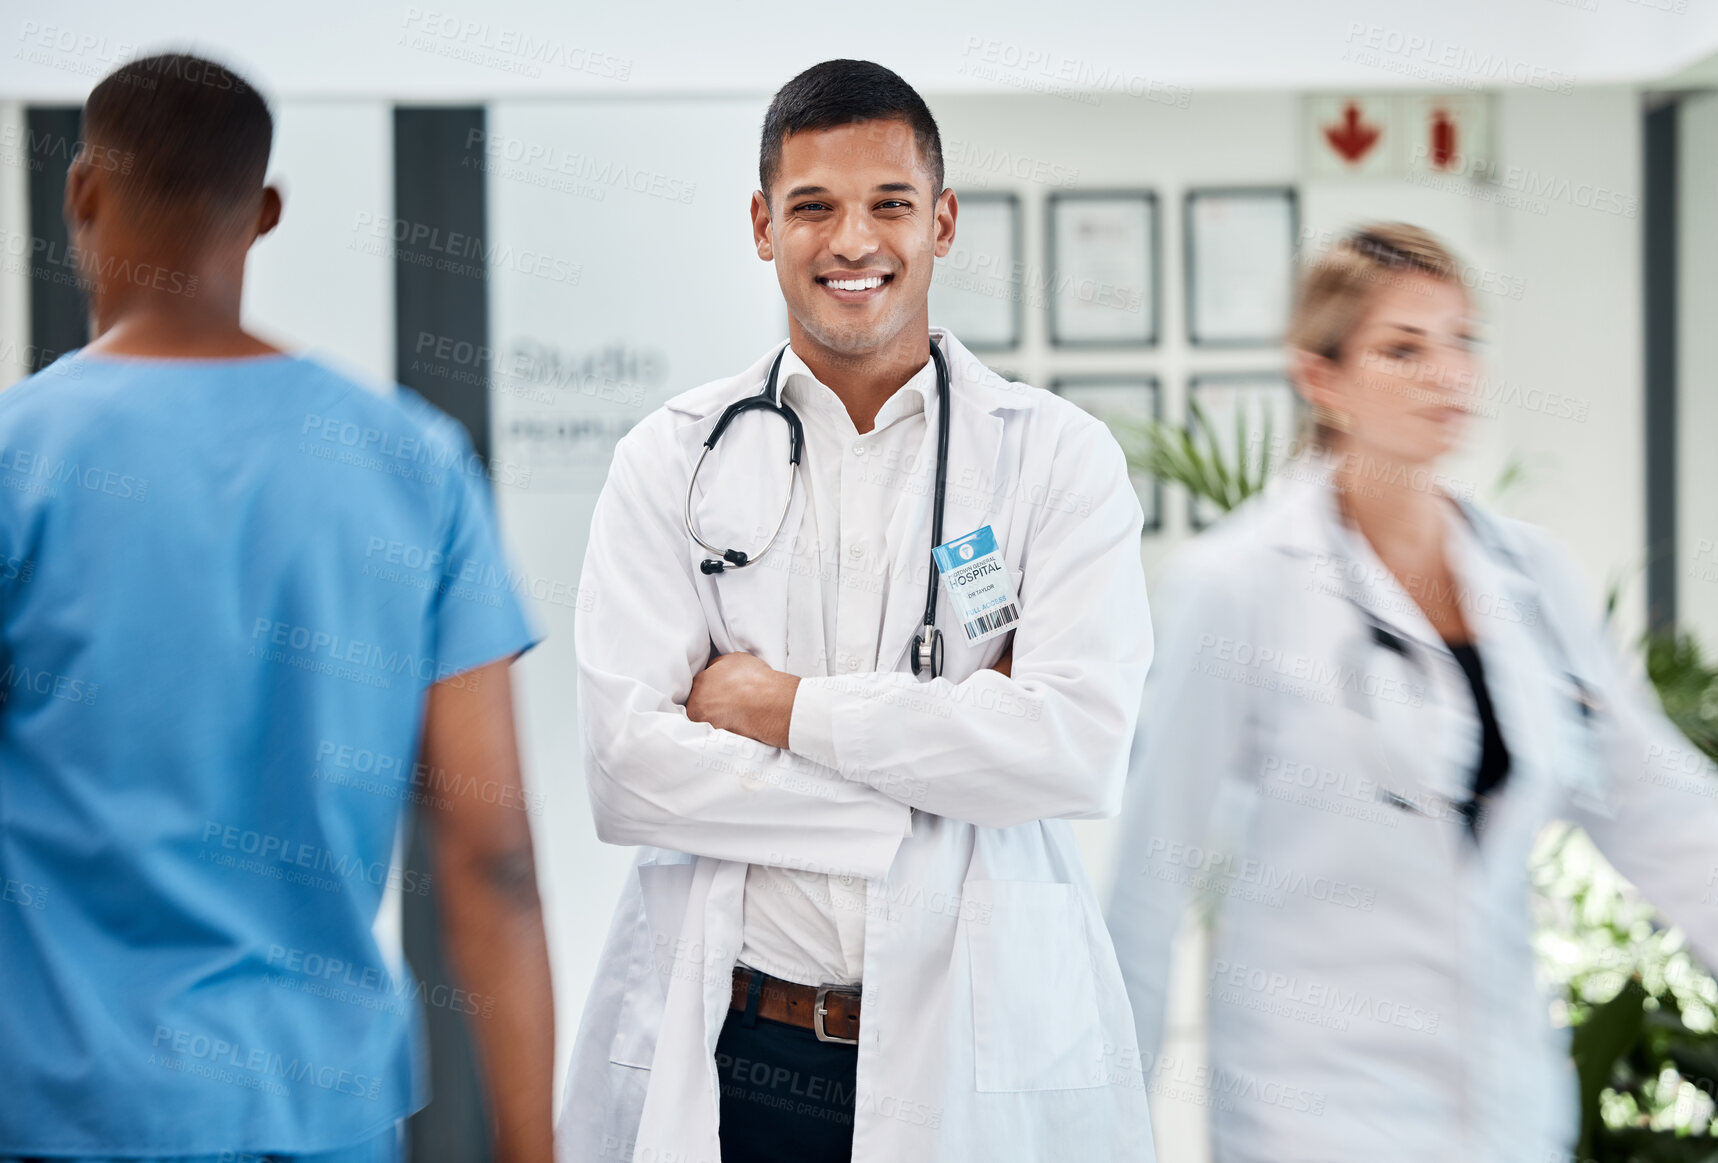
[0,53,554,1161]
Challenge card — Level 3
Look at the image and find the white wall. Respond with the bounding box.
[1679,92,1718,646]
[0,102,29,388]
[1481,87,1646,638]
[10,0,1716,100]
[244,100,395,387]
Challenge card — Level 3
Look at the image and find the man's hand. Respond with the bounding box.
[685,652,801,749]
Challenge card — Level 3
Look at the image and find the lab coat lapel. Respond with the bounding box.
[1267,458,1473,805]
[874,336,1007,674]
[1327,500,1477,805]
[1446,512,1557,810]
[1316,489,1446,657]
[630,857,744,1162]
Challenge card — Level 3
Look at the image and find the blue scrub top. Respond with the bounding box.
[0,352,540,1155]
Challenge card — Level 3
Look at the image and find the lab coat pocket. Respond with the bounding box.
[965,879,1106,1092]
[608,862,695,1069]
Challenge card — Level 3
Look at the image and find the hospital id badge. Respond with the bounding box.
[931,525,1020,644]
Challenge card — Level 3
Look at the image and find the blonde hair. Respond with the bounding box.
[1287,223,1466,448]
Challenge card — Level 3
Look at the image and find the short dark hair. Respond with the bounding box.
[82,53,272,222]
[759,60,943,200]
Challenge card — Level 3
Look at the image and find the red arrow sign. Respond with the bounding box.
[1429,107,1457,169]
[1324,101,1381,164]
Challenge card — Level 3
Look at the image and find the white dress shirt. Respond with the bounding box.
[736,344,934,988]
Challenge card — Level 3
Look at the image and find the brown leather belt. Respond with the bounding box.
[730,966,861,1045]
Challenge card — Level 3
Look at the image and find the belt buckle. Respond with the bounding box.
[813,985,859,1045]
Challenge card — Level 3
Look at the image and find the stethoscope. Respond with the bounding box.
[1332,498,1608,819]
[683,340,955,679]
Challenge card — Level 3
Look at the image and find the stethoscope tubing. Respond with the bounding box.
[684,339,954,675]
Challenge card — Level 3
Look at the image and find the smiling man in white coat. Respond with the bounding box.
[558,60,1155,1163]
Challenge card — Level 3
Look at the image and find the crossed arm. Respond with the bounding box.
[682,645,1012,748]
[578,415,1149,875]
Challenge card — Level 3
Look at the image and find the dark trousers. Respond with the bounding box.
[714,973,858,1163]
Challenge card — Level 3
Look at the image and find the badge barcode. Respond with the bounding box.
[962,603,1018,641]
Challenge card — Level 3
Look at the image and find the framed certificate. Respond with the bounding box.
[1050,375,1162,533]
[1185,187,1298,347]
[1186,372,1299,530]
[1046,191,1158,348]
[929,191,1021,351]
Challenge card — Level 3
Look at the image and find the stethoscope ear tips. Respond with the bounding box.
[699,550,751,575]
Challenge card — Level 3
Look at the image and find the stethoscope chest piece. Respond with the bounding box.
[911,626,944,678]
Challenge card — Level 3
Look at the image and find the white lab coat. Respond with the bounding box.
[559,330,1156,1163]
[1107,457,1718,1162]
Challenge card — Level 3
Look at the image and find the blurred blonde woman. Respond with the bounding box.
[1107,223,1718,1162]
